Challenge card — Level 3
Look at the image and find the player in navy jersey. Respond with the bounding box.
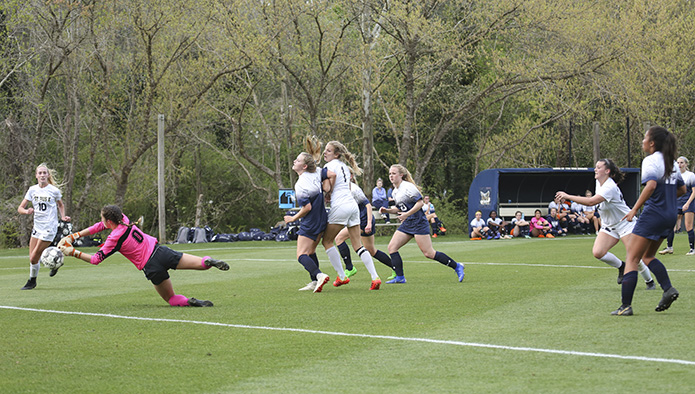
[17,163,71,289]
[612,126,685,316]
[658,156,695,255]
[378,164,464,283]
[335,176,393,278]
[284,138,331,293]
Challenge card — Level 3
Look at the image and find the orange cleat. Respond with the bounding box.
[333,276,350,287]
[432,233,438,238]
[538,234,545,238]
[546,234,555,238]
[470,237,482,241]
[370,279,381,290]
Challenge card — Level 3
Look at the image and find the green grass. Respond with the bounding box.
[1,234,694,393]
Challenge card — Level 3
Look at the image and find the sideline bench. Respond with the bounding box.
[498,203,548,219]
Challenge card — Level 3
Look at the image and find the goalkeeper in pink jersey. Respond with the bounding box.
[58,205,229,307]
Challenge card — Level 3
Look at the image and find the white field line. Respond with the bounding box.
[2,260,695,273]
[1,305,694,366]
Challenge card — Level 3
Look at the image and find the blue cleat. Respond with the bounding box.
[386,275,406,284]
[455,263,465,282]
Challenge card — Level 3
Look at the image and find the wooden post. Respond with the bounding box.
[157,114,166,243]
[593,121,600,164]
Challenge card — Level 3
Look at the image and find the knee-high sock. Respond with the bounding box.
[598,252,622,268]
[689,229,695,250]
[201,256,212,269]
[373,250,393,269]
[433,251,458,269]
[326,246,346,279]
[30,262,40,278]
[390,252,404,276]
[620,271,638,306]
[356,247,378,280]
[337,242,353,270]
[298,254,320,281]
[168,294,189,307]
[647,258,672,291]
[637,260,653,283]
[666,229,675,248]
[309,253,319,270]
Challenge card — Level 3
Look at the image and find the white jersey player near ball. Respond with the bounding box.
[17,163,71,290]
[555,159,655,289]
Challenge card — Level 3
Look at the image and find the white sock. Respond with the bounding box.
[598,252,622,268]
[357,247,379,280]
[30,262,40,278]
[326,246,346,279]
[638,260,654,282]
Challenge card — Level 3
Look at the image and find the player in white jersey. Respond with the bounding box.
[17,163,70,289]
[379,164,464,283]
[556,159,655,289]
[614,126,685,315]
[658,156,695,255]
[320,140,381,290]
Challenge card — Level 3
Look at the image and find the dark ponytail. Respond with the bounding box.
[599,158,624,184]
[101,205,140,227]
[648,126,677,180]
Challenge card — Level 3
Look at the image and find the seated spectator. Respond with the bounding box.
[570,199,593,234]
[487,210,510,239]
[422,195,447,237]
[470,210,489,240]
[546,207,568,236]
[372,178,390,223]
[530,209,554,238]
[511,211,531,238]
[548,199,569,227]
[582,190,601,233]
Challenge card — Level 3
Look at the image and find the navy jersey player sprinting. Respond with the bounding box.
[379,164,464,283]
[613,126,685,316]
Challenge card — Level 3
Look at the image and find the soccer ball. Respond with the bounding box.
[40,246,64,269]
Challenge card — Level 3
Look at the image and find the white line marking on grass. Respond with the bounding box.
[2,305,694,366]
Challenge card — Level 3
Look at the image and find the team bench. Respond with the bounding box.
[498,203,548,219]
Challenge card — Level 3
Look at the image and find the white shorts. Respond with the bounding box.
[328,202,360,227]
[32,224,57,242]
[599,219,635,240]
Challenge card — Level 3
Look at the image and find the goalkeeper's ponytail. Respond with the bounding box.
[101,205,141,227]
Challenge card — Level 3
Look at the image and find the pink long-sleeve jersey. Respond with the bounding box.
[87,215,158,270]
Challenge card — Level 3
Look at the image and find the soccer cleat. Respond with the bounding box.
[333,276,350,287]
[455,263,465,282]
[188,298,214,307]
[432,233,438,238]
[386,270,397,280]
[655,286,679,312]
[205,257,230,271]
[386,275,406,284]
[21,278,37,290]
[538,234,545,238]
[493,234,500,239]
[645,280,656,290]
[299,281,317,291]
[524,235,531,239]
[687,249,695,256]
[611,305,633,316]
[370,279,381,290]
[345,267,358,278]
[658,247,673,255]
[470,237,482,241]
[617,262,625,285]
[49,267,60,277]
[440,226,447,233]
[486,236,493,240]
[314,273,330,293]
[545,234,555,238]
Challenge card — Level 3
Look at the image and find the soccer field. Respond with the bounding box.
[1,235,694,393]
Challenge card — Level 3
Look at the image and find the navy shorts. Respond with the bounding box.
[633,208,677,241]
[361,215,377,237]
[397,216,431,236]
[142,245,183,285]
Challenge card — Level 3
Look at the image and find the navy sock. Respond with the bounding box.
[390,252,404,276]
[688,229,694,250]
[666,230,675,248]
[373,250,393,269]
[433,251,458,269]
[647,259,672,291]
[298,254,320,280]
[620,271,638,306]
[337,242,353,270]
[309,253,319,270]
